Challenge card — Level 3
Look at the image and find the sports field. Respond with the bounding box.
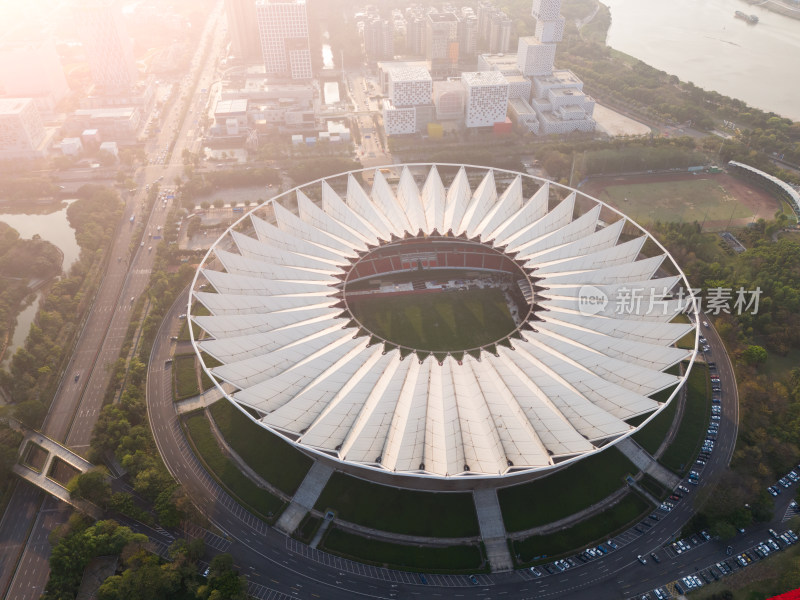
[348,287,515,352]
[583,173,782,230]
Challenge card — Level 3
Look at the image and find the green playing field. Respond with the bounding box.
[597,177,752,225]
[347,287,516,352]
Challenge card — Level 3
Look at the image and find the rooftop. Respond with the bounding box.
[190,164,697,481]
[462,71,508,86]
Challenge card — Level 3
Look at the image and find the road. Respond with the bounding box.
[344,70,391,167]
[0,5,227,599]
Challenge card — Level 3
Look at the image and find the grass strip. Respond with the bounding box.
[322,527,485,573]
[659,365,710,475]
[512,493,651,563]
[209,400,312,495]
[173,354,199,400]
[498,447,636,532]
[183,413,284,522]
[314,472,479,538]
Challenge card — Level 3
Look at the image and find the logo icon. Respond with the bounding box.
[578,285,608,316]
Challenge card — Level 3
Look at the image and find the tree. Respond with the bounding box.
[742,344,767,366]
[68,469,111,507]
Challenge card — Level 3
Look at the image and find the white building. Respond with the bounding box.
[382,65,434,136]
[387,66,432,107]
[462,71,508,128]
[506,74,532,101]
[382,100,417,135]
[73,0,138,93]
[60,137,84,156]
[519,0,595,136]
[256,0,312,80]
[477,53,521,77]
[508,97,540,134]
[0,98,48,160]
[0,39,69,112]
[517,36,557,77]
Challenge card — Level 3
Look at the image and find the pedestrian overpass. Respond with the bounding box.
[12,426,103,519]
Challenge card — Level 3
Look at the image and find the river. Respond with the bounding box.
[601,0,800,121]
[0,202,81,367]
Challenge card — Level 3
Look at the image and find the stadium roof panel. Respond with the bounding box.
[190,164,699,480]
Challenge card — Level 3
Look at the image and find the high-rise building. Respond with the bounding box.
[0,39,69,112]
[457,12,478,61]
[256,0,312,80]
[426,13,459,78]
[364,16,394,61]
[0,98,47,159]
[225,0,261,61]
[406,16,426,56]
[73,0,138,93]
[462,71,508,128]
[518,0,595,135]
[488,11,512,54]
[476,1,495,46]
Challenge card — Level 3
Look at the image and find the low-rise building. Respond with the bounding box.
[433,79,465,121]
[507,97,539,134]
[69,106,141,144]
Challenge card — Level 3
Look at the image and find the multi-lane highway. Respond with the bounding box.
[0,5,227,599]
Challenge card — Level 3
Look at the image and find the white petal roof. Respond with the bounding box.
[190,165,698,480]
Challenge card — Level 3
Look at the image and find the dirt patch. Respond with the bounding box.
[582,172,781,230]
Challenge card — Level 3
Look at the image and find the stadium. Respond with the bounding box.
[188,164,699,489]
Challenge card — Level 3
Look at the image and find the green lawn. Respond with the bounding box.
[498,447,637,533]
[597,178,752,225]
[659,365,710,475]
[322,528,485,572]
[183,413,284,522]
[512,493,651,563]
[208,400,312,495]
[632,386,680,455]
[348,287,515,352]
[314,472,479,538]
[173,354,199,400]
[199,352,222,392]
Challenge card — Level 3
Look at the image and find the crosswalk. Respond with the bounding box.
[283,537,493,587]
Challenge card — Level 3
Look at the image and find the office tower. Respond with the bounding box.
[73,0,138,93]
[225,0,261,60]
[426,13,459,77]
[256,0,312,80]
[0,98,47,159]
